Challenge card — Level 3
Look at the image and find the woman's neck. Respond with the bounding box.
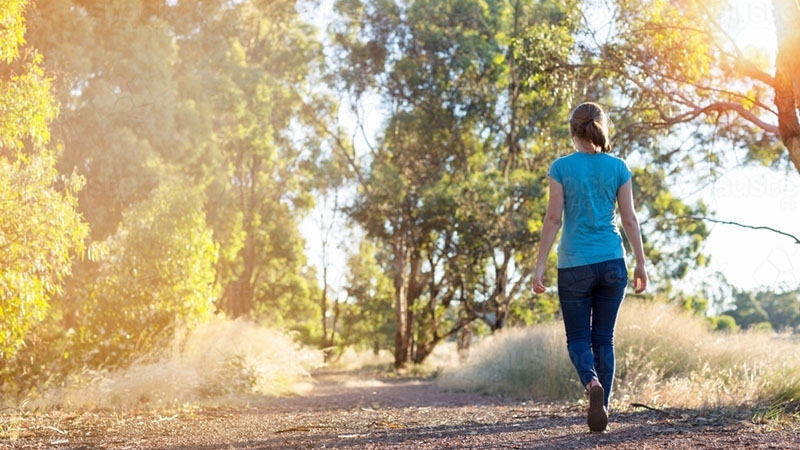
[572,136,600,154]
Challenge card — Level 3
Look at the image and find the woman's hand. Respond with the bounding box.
[633,264,648,294]
[533,265,547,294]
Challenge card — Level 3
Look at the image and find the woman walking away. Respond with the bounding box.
[532,102,648,433]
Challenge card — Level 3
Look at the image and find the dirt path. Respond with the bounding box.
[2,370,799,449]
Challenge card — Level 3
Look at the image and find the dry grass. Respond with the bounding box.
[437,300,800,411]
[327,347,395,371]
[326,341,463,375]
[24,317,324,410]
[426,341,464,371]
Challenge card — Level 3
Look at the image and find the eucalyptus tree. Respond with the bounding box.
[26,0,184,239]
[333,0,585,367]
[24,0,208,352]
[26,0,326,342]
[167,0,325,336]
[0,0,88,359]
[577,0,800,173]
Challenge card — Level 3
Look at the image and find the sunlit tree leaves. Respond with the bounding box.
[76,180,217,366]
[0,0,88,359]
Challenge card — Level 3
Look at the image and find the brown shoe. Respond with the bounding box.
[587,384,608,432]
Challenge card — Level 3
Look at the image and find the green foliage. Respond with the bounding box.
[20,0,326,352]
[251,263,322,345]
[627,166,710,287]
[715,287,800,333]
[0,0,57,152]
[340,239,395,352]
[703,284,800,334]
[507,291,560,326]
[723,289,771,330]
[750,321,775,333]
[681,294,709,316]
[588,0,791,170]
[26,0,179,237]
[0,154,88,359]
[166,0,325,332]
[711,314,739,333]
[0,0,27,63]
[0,51,57,152]
[76,180,217,366]
[0,0,88,359]
[755,289,800,333]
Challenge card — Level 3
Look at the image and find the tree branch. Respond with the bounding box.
[652,102,780,135]
[306,105,369,190]
[675,216,800,244]
[734,58,776,88]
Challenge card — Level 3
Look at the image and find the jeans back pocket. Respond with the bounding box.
[600,258,628,288]
[558,264,595,296]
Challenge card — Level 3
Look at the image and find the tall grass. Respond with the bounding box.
[437,300,800,410]
[25,318,324,410]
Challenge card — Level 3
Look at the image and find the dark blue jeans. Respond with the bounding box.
[557,258,627,407]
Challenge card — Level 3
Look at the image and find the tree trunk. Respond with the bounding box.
[490,248,512,331]
[405,244,422,358]
[392,227,410,369]
[411,337,441,364]
[328,297,340,361]
[457,325,472,364]
[772,0,800,173]
[320,264,331,360]
[234,232,256,317]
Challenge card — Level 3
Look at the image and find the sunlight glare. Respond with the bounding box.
[720,0,778,69]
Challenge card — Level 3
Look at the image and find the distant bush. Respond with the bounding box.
[437,300,800,410]
[750,321,775,333]
[711,314,739,333]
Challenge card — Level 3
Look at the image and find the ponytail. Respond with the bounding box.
[570,103,612,153]
[585,120,611,153]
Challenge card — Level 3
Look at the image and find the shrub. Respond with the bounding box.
[76,179,218,367]
[713,314,739,333]
[25,318,324,410]
[750,321,775,333]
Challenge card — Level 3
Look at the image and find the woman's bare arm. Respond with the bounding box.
[617,179,648,293]
[533,177,564,293]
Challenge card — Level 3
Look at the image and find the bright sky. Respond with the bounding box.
[677,165,800,294]
[299,0,800,304]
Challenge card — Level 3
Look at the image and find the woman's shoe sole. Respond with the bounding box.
[587,385,608,432]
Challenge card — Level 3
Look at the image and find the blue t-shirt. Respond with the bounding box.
[547,152,633,268]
